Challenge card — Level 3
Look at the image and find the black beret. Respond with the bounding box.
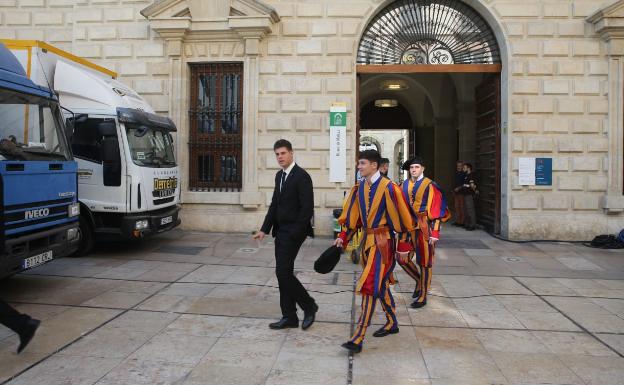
[314,246,341,274]
[402,156,425,171]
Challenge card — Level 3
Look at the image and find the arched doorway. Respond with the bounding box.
[356,0,504,234]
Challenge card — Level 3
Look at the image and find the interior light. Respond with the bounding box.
[379,80,409,91]
[374,99,398,108]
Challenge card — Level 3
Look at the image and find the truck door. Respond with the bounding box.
[69,115,127,216]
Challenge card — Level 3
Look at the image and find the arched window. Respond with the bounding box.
[357,0,501,65]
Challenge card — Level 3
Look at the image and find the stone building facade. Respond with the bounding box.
[1,0,624,240]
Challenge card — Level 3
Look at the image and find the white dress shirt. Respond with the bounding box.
[281,162,296,191]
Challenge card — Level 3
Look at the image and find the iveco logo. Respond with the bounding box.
[25,208,49,220]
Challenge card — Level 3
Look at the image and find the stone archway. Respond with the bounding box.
[356,0,506,234]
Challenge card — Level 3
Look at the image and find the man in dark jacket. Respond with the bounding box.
[1,300,40,353]
[253,139,317,330]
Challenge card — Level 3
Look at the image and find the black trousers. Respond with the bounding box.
[0,300,30,336]
[274,229,315,319]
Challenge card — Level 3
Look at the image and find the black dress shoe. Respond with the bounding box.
[373,327,399,337]
[412,287,421,299]
[302,303,319,330]
[410,299,427,309]
[269,318,298,330]
[17,318,40,354]
[341,341,362,353]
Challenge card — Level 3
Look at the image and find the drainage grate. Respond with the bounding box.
[503,256,523,262]
[238,248,258,253]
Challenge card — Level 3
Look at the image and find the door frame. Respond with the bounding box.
[355,64,503,232]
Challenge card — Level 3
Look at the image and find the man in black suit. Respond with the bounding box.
[1,300,40,353]
[253,139,318,330]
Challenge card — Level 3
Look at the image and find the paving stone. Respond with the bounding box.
[476,329,551,353]
[596,334,624,356]
[421,347,507,384]
[557,355,624,385]
[8,355,122,385]
[532,331,617,357]
[155,245,207,255]
[59,327,154,359]
[512,310,581,331]
[127,331,217,364]
[491,352,585,385]
[95,358,195,385]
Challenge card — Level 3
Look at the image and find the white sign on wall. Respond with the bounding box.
[519,157,536,185]
[329,102,347,183]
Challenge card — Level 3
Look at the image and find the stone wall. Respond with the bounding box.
[1,0,623,240]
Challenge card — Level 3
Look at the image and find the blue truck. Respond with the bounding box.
[0,43,80,279]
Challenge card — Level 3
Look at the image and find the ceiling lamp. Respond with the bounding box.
[379,80,409,91]
[374,99,398,108]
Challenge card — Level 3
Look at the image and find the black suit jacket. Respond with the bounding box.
[261,164,314,239]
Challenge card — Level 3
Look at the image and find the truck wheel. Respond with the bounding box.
[70,216,94,257]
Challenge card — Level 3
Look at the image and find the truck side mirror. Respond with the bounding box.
[97,121,117,137]
[101,136,121,186]
[64,113,87,141]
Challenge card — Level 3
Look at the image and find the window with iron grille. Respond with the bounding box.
[189,63,243,191]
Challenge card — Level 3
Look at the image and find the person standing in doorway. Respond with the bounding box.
[253,139,318,330]
[334,150,414,353]
[453,161,465,227]
[397,157,451,308]
[461,163,478,231]
[1,300,40,354]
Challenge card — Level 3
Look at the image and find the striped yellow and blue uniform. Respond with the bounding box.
[338,176,414,346]
[399,176,451,304]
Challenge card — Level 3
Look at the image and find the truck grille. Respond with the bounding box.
[3,198,74,237]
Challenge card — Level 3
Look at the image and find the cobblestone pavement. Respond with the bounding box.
[1,227,624,385]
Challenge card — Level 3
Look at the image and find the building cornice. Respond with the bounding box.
[141,0,279,45]
[588,0,624,40]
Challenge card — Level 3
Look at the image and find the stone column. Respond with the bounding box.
[588,3,624,213]
[240,35,264,209]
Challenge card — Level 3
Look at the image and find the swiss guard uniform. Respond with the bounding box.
[337,170,414,352]
[398,158,451,308]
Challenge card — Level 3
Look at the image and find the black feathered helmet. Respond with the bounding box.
[401,156,425,171]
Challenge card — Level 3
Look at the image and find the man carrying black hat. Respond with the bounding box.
[253,139,318,331]
[398,156,450,308]
[334,149,414,353]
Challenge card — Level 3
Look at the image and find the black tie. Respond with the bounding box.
[280,171,287,192]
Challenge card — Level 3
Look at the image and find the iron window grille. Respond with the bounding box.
[188,63,243,191]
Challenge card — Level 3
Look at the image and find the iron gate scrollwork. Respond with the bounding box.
[189,63,243,191]
[357,0,501,65]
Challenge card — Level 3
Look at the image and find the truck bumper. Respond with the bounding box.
[1,221,80,279]
[96,205,181,240]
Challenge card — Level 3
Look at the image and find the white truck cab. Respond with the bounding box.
[4,40,181,255]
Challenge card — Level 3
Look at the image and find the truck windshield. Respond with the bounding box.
[0,88,70,161]
[126,124,176,168]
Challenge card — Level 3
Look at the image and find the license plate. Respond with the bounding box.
[22,250,53,269]
[160,216,173,225]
